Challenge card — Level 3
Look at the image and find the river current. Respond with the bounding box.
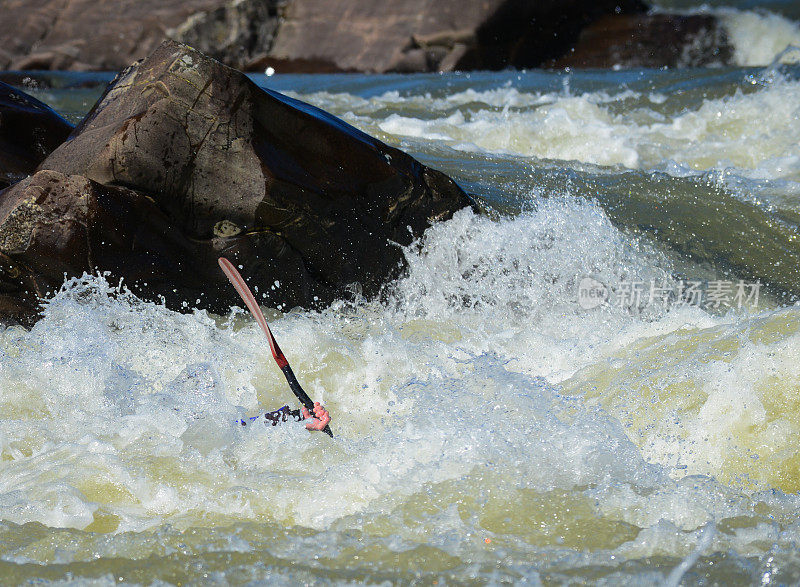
[3,5,800,585]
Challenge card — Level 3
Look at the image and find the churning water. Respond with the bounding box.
[4,7,800,584]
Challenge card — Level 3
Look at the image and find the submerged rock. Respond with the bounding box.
[0,41,472,324]
[0,82,73,190]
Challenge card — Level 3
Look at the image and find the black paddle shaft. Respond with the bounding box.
[281,364,334,438]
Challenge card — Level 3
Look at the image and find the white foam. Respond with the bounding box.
[295,77,800,184]
[0,199,798,583]
[719,9,800,66]
[0,201,670,531]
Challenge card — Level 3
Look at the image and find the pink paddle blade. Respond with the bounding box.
[218,257,288,368]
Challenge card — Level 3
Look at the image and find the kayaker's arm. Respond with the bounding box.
[239,403,331,431]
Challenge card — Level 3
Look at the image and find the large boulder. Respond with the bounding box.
[0,171,219,324]
[0,81,73,189]
[0,41,473,325]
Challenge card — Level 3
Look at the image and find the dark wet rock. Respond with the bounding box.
[0,81,73,190]
[0,170,225,326]
[551,14,733,69]
[1,41,472,324]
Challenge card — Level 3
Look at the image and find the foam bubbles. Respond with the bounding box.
[719,9,800,66]
[1,199,799,581]
[296,74,800,184]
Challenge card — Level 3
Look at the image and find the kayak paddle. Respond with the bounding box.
[218,257,333,437]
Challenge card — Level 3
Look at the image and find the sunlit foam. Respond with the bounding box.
[295,76,800,184]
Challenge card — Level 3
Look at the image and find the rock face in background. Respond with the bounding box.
[169,0,288,71]
[0,81,73,190]
[0,0,226,70]
[551,14,733,69]
[0,41,473,325]
[266,0,646,73]
[0,0,735,73]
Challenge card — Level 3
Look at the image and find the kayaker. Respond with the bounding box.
[240,401,331,431]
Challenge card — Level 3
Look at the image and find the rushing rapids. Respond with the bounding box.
[3,5,800,583]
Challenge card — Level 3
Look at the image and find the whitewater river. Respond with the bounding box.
[4,5,800,585]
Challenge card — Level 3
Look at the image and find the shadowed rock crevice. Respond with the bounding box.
[0,41,473,325]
